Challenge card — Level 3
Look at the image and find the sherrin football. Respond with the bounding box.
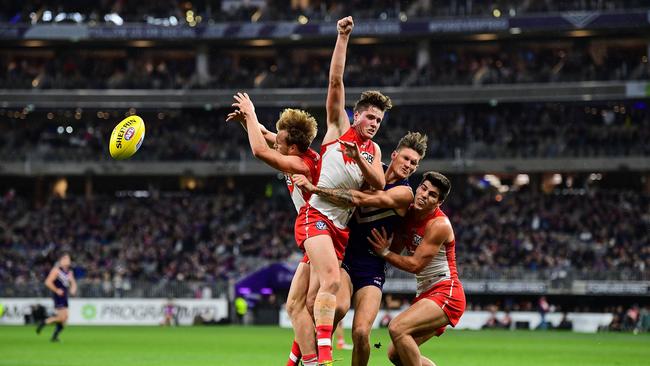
[109,115,145,160]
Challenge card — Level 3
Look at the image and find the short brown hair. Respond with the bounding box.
[420,171,451,203]
[353,90,393,113]
[396,131,428,158]
[276,108,318,152]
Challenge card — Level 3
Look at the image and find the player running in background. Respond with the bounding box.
[335,321,353,350]
[227,92,321,366]
[295,15,390,364]
[37,253,77,342]
[368,172,465,366]
[294,132,428,366]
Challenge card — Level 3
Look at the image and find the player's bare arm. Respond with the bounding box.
[231,92,310,175]
[226,107,277,148]
[69,271,77,296]
[294,173,412,209]
[45,268,63,296]
[323,16,354,145]
[368,218,452,274]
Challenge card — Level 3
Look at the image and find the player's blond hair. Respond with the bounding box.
[276,108,318,152]
[396,131,428,158]
[353,90,393,113]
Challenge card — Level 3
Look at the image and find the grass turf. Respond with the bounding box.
[1,325,648,366]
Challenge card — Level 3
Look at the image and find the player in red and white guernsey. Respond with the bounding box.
[227,92,321,366]
[294,16,391,365]
[368,172,466,366]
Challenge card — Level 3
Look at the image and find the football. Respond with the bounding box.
[109,115,145,160]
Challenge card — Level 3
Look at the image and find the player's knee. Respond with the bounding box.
[320,276,340,294]
[351,326,370,345]
[388,319,406,341]
[286,297,304,318]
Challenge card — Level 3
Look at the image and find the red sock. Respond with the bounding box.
[337,334,344,349]
[302,353,318,366]
[316,325,334,363]
[286,340,301,366]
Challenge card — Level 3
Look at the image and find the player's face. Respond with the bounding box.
[413,181,441,211]
[391,147,420,179]
[353,106,384,140]
[60,255,71,268]
[274,130,292,155]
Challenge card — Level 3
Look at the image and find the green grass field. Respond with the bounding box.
[2,326,648,366]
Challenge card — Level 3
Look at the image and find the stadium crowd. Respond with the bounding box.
[0,0,645,24]
[1,44,648,89]
[1,184,648,294]
[1,102,647,162]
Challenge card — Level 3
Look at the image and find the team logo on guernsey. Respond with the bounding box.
[413,234,423,246]
[285,174,292,186]
[316,221,327,230]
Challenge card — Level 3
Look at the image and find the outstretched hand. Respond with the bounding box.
[292,174,316,193]
[226,110,245,124]
[337,139,361,161]
[227,92,256,124]
[337,16,354,36]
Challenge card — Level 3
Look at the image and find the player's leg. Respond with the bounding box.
[350,285,382,366]
[334,268,352,351]
[51,308,68,342]
[334,268,352,325]
[387,331,437,366]
[306,263,320,319]
[304,235,341,363]
[286,261,317,366]
[38,301,62,334]
[387,299,449,366]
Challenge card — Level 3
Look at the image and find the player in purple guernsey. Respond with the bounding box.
[295,132,428,366]
[37,253,77,342]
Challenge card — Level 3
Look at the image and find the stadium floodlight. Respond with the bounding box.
[105,13,124,26]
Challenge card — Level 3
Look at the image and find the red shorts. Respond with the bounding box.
[301,253,309,263]
[295,205,349,260]
[413,279,466,336]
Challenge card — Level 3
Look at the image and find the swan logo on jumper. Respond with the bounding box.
[316,221,327,230]
[124,127,135,141]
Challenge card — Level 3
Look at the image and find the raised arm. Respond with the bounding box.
[232,92,309,175]
[369,217,452,274]
[323,16,354,145]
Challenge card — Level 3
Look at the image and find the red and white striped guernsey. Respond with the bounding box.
[401,207,459,296]
[308,127,379,229]
[285,148,321,213]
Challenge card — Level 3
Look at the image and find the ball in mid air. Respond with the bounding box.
[109,115,145,160]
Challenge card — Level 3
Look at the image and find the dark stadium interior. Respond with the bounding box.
[1,2,649,358]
